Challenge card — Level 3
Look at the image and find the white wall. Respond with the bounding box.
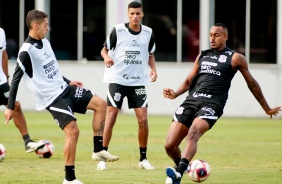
[4,61,281,118]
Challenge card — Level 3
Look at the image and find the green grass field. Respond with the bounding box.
[0,111,281,184]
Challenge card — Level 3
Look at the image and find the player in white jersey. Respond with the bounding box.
[4,10,118,184]
[0,27,45,153]
[98,1,157,171]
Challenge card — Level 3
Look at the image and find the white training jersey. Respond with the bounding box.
[103,23,155,86]
[0,28,8,85]
[17,38,68,110]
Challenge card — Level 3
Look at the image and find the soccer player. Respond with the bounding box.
[0,27,45,153]
[4,10,118,184]
[163,23,281,184]
[97,1,157,170]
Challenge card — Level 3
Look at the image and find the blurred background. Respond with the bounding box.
[0,0,281,117]
[0,0,278,63]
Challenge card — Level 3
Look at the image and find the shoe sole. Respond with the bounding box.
[96,167,106,170]
[166,168,180,184]
[92,156,119,162]
[138,164,155,170]
[26,143,45,153]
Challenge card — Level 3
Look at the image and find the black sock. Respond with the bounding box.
[174,158,181,167]
[139,147,147,161]
[65,165,76,181]
[178,158,189,176]
[103,147,108,151]
[23,134,31,145]
[93,136,103,152]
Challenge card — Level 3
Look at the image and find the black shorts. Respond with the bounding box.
[46,85,94,129]
[173,98,223,129]
[107,83,148,109]
[0,83,10,105]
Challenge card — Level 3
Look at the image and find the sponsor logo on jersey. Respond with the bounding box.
[43,60,60,79]
[124,51,142,65]
[44,51,50,59]
[202,61,217,66]
[200,63,221,76]
[225,51,232,55]
[132,40,139,46]
[192,92,212,98]
[123,74,140,80]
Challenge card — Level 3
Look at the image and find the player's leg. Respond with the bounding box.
[1,82,44,153]
[95,105,119,170]
[63,120,79,165]
[164,121,188,184]
[47,97,82,183]
[102,106,119,148]
[12,101,45,152]
[164,121,188,165]
[182,118,209,163]
[166,118,209,184]
[86,94,119,162]
[134,107,155,170]
[102,83,124,150]
[62,120,83,184]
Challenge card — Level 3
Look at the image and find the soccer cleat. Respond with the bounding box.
[138,159,155,170]
[25,140,45,153]
[165,176,173,184]
[62,179,83,184]
[97,160,106,170]
[166,167,182,184]
[91,150,119,162]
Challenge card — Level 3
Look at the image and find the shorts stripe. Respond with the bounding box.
[198,115,218,120]
[141,97,147,107]
[108,89,117,107]
[173,113,179,122]
[49,106,75,118]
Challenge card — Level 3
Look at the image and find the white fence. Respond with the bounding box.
[3,61,282,118]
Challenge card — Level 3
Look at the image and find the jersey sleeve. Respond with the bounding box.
[7,51,31,110]
[7,63,24,110]
[149,31,156,53]
[0,28,7,50]
[104,27,117,51]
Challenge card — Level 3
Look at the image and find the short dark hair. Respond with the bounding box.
[213,23,228,34]
[128,1,142,9]
[213,23,228,30]
[26,10,48,29]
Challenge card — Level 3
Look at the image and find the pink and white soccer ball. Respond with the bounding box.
[187,159,211,183]
[35,140,55,158]
[0,143,6,161]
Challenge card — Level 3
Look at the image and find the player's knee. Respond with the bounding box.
[13,101,22,111]
[92,96,107,112]
[137,116,148,125]
[164,142,175,153]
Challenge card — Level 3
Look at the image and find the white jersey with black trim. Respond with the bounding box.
[0,28,8,85]
[17,38,68,110]
[103,23,154,86]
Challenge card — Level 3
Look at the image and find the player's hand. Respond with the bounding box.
[163,88,177,99]
[4,109,14,125]
[266,106,281,119]
[69,81,84,87]
[150,70,157,82]
[104,57,114,68]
